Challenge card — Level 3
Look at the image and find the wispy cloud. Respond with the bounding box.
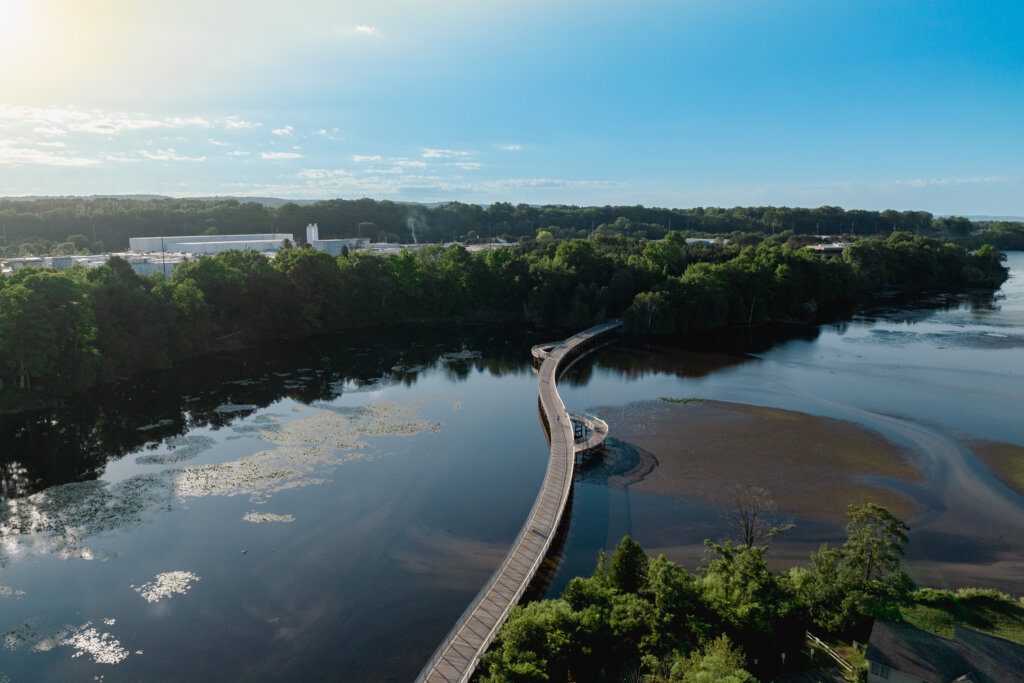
[271,125,295,136]
[881,176,1010,189]
[452,161,482,171]
[140,148,207,162]
[286,167,622,198]
[422,148,473,159]
[0,105,260,134]
[222,116,261,130]
[354,24,378,36]
[261,151,304,160]
[352,154,382,162]
[0,141,99,167]
[498,144,522,151]
[207,138,229,146]
[33,126,67,137]
[226,150,250,157]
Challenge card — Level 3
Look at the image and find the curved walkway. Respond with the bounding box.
[416,320,622,683]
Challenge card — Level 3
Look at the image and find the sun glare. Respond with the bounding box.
[0,0,36,45]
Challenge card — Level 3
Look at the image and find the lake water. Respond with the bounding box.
[1,254,1022,680]
[553,251,1024,595]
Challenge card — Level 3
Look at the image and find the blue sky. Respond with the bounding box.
[1,0,1022,213]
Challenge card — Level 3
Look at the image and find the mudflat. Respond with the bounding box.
[607,398,923,524]
[970,440,1024,496]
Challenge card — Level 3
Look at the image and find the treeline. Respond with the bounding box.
[621,232,1008,335]
[970,221,1024,251]
[481,504,913,682]
[0,232,1007,403]
[0,196,1000,256]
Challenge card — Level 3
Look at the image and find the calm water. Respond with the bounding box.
[0,327,549,681]
[553,251,1024,594]
[2,255,1023,680]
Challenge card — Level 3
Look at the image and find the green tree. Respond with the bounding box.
[665,635,754,683]
[610,536,649,594]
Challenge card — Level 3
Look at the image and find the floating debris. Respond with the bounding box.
[132,571,201,604]
[136,419,175,432]
[4,620,39,650]
[62,622,130,664]
[243,512,295,524]
[102,618,116,626]
[213,403,259,414]
[0,474,175,563]
[136,435,216,465]
[440,350,481,363]
[0,585,25,598]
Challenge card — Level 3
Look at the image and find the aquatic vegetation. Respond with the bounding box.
[62,622,130,664]
[243,512,295,524]
[133,571,201,604]
[214,403,259,414]
[136,435,217,465]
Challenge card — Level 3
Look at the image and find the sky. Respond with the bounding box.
[0,0,1022,214]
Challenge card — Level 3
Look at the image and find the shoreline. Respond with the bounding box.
[576,398,1024,593]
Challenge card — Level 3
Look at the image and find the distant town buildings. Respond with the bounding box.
[305,223,370,255]
[128,233,293,255]
[2,226,514,277]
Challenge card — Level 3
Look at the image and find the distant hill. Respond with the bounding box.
[1,194,324,208]
[963,215,1024,223]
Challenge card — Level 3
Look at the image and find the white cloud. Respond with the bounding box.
[207,138,229,146]
[352,154,382,162]
[0,106,260,136]
[140,148,207,162]
[221,116,261,130]
[354,24,378,35]
[271,125,295,136]
[499,144,523,151]
[37,141,67,148]
[452,161,482,171]
[227,150,250,157]
[0,141,99,167]
[33,126,67,137]
[422,148,473,159]
[881,176,1010,189]
[395,159,427,168]
[261,151,304,160]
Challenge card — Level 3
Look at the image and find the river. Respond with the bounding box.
[1,254,1021,680]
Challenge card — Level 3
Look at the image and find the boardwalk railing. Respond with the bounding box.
[416,320,622,683]
[806,631,856,676]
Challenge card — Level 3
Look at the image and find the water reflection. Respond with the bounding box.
[0,325,532,500]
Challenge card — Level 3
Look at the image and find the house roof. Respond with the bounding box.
[865,620,1024,683]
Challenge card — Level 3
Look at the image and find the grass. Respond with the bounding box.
[659,396,706,404]
[901,588,1024,644]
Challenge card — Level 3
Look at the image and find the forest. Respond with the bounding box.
[0,230,1008,406]
[1,196,1020,256]
[480,504,1024,682]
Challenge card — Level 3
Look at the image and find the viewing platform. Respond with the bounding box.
[416,320,622,683]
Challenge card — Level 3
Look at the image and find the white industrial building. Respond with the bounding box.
[3,252,190,277]
[305,224,370,255]
[128,233,292,254]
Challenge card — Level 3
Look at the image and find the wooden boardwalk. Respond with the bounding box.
[416,320,622,683]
